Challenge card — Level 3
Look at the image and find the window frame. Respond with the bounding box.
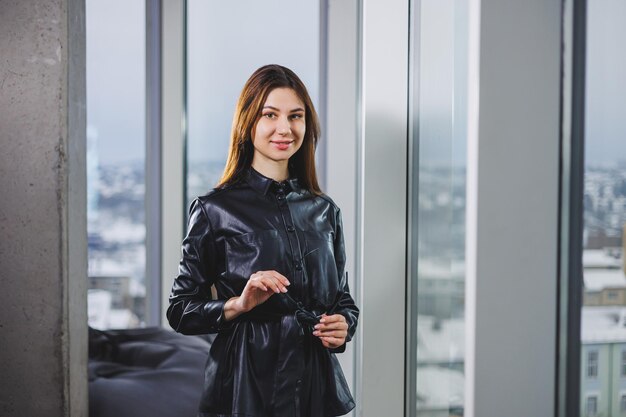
[557,0,587,416]
[145,0,163,327]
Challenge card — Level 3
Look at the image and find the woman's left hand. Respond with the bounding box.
[313,314,348,349]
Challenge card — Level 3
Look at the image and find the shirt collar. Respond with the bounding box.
[245,167,301,196]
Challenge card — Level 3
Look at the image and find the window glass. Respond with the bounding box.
[409,0,468,415]
[587,351,598,379]
[580,0,626,415]
[186,0,321,209]
[86,0,147,329]
[586,396,598,416]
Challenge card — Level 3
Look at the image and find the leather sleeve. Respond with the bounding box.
[329,208,359,354]
[166,198,231,335]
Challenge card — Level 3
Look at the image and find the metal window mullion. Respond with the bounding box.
[556,0,586,415]
[405,0,420,414]
[317,0,329,190]
[146,0,163,327]
[359,0,409,415]
[160,0,186,326]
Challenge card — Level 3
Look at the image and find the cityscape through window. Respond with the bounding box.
[579,0,626,415]
[410,1,468,415]
[86,0,147,329]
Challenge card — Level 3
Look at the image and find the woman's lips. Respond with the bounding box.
[271,140,293,151]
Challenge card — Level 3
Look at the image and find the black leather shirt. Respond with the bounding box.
[167,168,359,417]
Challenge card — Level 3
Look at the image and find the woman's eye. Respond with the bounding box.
[290,114,304,120]
[263,113,276,119]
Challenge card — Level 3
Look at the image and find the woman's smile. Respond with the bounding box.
[270,139,295,150]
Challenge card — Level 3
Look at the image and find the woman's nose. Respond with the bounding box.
[277,117,291,135]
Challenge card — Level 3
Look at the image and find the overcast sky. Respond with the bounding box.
[585,0,626,166]
[86,0,145,164]
[186,0,320,164]
[86,0,625,167]
[86,0,319,166]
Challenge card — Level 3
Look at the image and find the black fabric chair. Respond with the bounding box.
[89,327,212,417]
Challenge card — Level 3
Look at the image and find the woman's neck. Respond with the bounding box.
[251,158,289,182]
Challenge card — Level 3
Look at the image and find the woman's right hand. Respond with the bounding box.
[224,270,290,320]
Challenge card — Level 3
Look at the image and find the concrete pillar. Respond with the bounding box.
[0,0,88,416]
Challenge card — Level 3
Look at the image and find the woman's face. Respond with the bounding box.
[251,87,306,165]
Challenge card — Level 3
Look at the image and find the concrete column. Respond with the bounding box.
[0,0,88,416]
[160,0,185,326]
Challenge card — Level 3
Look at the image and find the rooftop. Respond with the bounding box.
[582,306,626,344]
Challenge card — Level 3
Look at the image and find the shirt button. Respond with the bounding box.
[287,226,295,233]
[277,195,285,201]
[295,262,303,271]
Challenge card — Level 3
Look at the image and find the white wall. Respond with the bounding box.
[465,0,561,416]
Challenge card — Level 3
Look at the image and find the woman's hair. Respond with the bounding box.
[216,64,322,194]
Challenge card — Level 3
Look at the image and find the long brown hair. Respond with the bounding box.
[216,64,322,194]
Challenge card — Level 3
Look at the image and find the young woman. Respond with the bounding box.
[167,64,359,417]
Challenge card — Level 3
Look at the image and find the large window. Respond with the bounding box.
[86,0,147,329]
[580,0,626,415]
[185,0,321,209]
[408,0,468,415]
